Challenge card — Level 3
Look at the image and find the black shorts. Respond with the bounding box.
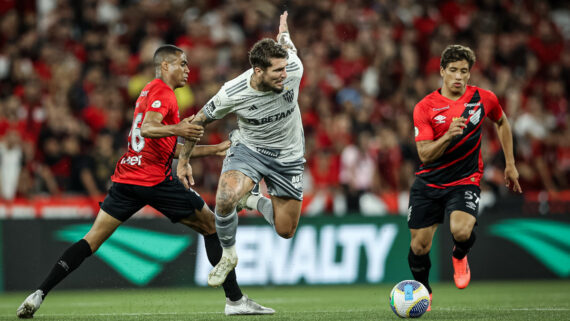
[407,178,480,229]
[100,178,205,223]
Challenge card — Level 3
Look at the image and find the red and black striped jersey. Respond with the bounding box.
[111,79,180,186]
[413,85,503,188]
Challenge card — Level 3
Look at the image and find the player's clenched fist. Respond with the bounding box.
[445,116,467,139]
[176,115,204,141]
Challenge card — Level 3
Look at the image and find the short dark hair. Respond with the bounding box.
[248,39,288,69]
[440,45,476,70]
[153,44,183,68]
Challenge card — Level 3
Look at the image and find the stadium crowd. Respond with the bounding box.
[0,0,569,212]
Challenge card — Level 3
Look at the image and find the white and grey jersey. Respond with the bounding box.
[203,48,304,162]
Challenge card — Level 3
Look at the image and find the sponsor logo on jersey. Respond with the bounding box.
[120,155,143,166]
[151,100,161,108]
[244,106,295,125]
[464,102,481,108]
[248,105,258,111]
[283,89,294,103]
[204,100,216,116]
[434,115,446,124]
[432,106,449,111]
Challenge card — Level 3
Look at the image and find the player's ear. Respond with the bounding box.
[254,66,264,76]
[440,66,445,77]
[161,60,170,73]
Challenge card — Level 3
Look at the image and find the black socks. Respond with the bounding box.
[39,239,93,298]
[408,248,432,294]
[203,233,243,301]
[453,231,476,260]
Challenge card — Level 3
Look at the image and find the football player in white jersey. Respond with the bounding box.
[177,11,305,288]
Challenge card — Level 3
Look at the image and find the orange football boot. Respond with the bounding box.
[452,251,471,289]
[427,293,432,311]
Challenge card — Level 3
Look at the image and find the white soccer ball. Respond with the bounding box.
[389,280,430,318]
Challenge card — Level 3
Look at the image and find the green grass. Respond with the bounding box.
[0,281,568,320]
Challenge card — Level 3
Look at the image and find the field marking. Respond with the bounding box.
[437,307,570,312]
[511,308,570,311]
[1,307,569,318]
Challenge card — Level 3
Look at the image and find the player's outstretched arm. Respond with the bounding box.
[141,112,204,141]
[177,109,216,188]
[494,114,522,193]
[176,140,230,158]
[277,11,296,53]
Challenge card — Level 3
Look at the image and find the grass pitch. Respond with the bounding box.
[0,281,568,320]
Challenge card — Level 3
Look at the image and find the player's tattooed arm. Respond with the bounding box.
[177,109,216,188]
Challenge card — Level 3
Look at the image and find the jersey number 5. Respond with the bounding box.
[129,113,145,152]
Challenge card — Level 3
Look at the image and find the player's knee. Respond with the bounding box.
[410,239,432,255]
[215,191,239,215]
[84,238,101,253]
[451,227,472,242]
[277,229,295,239]
[275,223,297,239]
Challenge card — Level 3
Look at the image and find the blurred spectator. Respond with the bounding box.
[340,130,377,212]
[0,129,23,200]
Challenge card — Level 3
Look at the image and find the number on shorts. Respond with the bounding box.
[129,113,145,152]
[464,190,480,203]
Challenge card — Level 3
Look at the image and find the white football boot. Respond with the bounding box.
[17,290,44,319]
[225,294,275,315]
[236,183,259,212]
[208,246,238,287]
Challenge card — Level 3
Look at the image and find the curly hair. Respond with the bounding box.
[440,45,476,70]
[248,38,288,69]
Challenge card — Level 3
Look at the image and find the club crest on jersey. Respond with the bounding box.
[470,109,481,125]
[151,100,161,108]
[283,89,294,103]
[434,115,446,124]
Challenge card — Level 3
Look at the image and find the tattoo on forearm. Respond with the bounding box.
[180,109,215,161]
[193,109,214,127]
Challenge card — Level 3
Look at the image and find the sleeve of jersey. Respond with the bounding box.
[148,88,176,117]
[285,50,303,78]
[278,32,297,54]
[413,102,434,142]
[202,89,233,120]
[484,90,504,122]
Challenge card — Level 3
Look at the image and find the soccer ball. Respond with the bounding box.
[389,280,430,318]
